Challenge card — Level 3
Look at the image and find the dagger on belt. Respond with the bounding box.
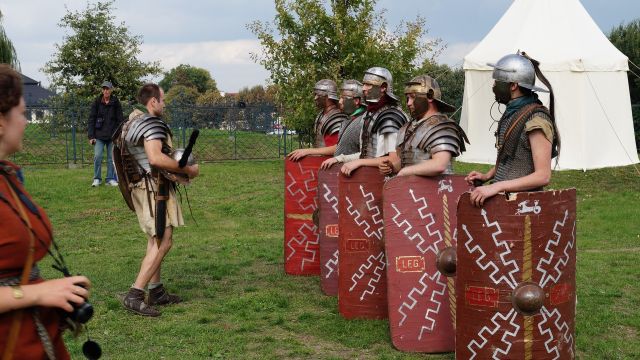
[155,129,200,241]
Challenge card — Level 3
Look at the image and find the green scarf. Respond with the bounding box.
[351,106,366,118]
[502,94,541,120]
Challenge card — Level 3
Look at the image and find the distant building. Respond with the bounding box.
[22,74,55,107]
[21,74,55,123]
[220,91,238,98]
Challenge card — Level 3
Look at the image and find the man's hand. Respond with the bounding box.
[465,171,487,186]
[340,159,361,177]
[321,157,339,170]
[185,164,200,179]
[469,183,500,207]
[287,149,310,162]
[378,159,393,175]
[89,138,96,145]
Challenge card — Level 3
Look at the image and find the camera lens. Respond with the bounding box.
[70,302,94,324]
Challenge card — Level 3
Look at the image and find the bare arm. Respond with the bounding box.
[287,145,337,161]
[144,139,199,178]
[322,152,360,169]
[469,130,551,207]
[0,276,90,314]
[492,131,551,192]
[335,152,360,163]
[398,151,451,177]
[341,156,386,176]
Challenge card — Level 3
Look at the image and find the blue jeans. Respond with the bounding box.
[93,139,116,181]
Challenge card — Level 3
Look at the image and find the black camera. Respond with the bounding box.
[69,301,94,324]
[67,284,94,324]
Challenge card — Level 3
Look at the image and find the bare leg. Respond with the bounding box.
[133,226,173,289]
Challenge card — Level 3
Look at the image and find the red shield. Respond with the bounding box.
[456,189,576,359]
[284,156,329,275]
[318,163,341,295]
[338,167,387,319]
[383,175,470,352]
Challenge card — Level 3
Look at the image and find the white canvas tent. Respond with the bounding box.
[458,0,639,170]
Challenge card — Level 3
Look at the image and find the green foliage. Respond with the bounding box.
[609,18,640,103]
[165,85,200,106]
[237,85,277,104]
[248,0,440,131]
[417,61,465,120]
[611,19,640,150]
[0,9,20,69]
[196,89,224,106]
[159,64,218,94]
[42,1,161,102]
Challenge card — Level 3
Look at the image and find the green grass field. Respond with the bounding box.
[20,160,639,359]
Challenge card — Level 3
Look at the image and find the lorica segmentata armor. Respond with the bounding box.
[396,114,468,172]
[360,105,408,159]
[314,107,347,148]
[124,114,172,174]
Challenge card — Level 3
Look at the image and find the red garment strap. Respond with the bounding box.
[2,177,37,360]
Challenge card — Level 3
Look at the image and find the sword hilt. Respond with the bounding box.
[179,129,199,168]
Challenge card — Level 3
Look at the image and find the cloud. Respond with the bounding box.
[438,41,480,68]
[140,39,262,69]
[140,40,270,91]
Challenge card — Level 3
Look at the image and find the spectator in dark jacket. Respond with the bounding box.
[88,81,124,187]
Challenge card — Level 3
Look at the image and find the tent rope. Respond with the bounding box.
[628,60,640,81]
[585,72,640,176]
[628,68,640,81]
[450,76,492,119]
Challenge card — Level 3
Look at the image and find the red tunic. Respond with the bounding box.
[0,160,70,360]
[324,133,339,147]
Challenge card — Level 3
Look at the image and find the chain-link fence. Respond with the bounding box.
[16,102,640,166]
[14,102,310,165]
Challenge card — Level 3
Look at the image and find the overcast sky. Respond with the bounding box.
[2,0,638,92]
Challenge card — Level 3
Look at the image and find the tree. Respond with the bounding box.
[418,61,465,120]
[159,64,218,94]
[237,85,277,104]
[43,1,160,102]
[609,18,640,151]
[609,19,640,104]
[248,0,440,131]
[165,85,199,106]
[0,9,20,69]
[196,89,224,106]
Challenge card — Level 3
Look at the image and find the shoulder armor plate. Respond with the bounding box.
[417,117,469,156]
[125,115,171,146]
[372,106,408,135]
[321,109,348,136]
